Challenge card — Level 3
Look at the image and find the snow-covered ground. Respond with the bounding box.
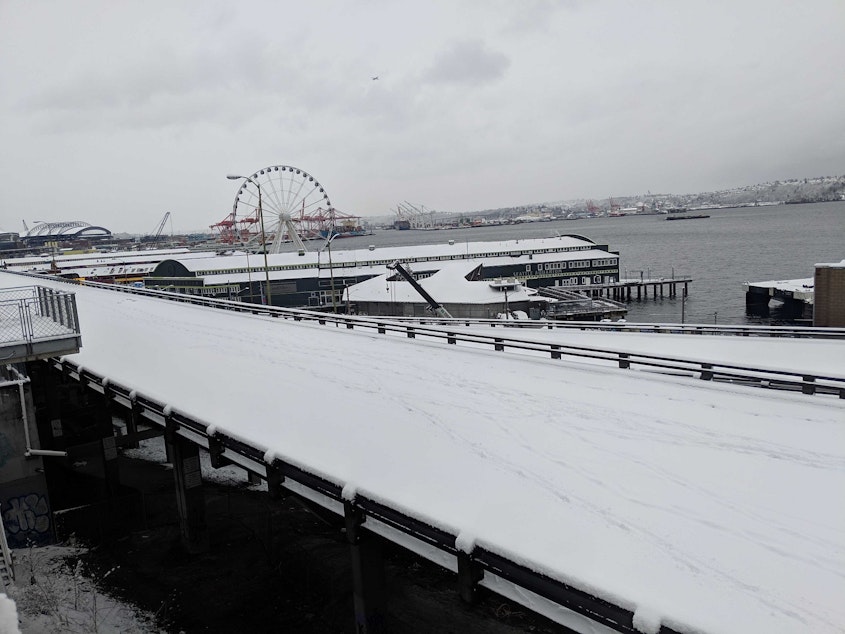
[3,544,161,633]
[0,438,262,634]
[2,273,843,634]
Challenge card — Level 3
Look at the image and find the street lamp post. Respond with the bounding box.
[320,232,339,313]
[226,174,271,306]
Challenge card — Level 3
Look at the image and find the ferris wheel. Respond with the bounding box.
[230,165,332,253]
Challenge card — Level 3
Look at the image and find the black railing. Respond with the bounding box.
[5,272,841,398]
[73,280,845,398]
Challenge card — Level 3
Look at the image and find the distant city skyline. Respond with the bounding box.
[2,1,843,234]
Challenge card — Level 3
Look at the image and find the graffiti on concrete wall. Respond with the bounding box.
[2,493,51,546]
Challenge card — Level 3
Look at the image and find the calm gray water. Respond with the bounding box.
[313,202,845,325]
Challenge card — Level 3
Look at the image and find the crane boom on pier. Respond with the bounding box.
[387,261,452,318]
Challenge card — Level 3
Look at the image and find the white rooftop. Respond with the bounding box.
[168,235,607,277]
[346,260,538,305]
[192,247,616,287]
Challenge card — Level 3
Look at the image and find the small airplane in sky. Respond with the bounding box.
[371,76,379,81]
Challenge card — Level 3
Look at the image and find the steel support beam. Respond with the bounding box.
[344,501,387,633]
[165,419,209,554]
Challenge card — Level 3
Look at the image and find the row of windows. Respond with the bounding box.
[558,275,615,285]
[525,259,617,272]
[101,266,154,275]
[521,268,618,281]
[193,245,601,277]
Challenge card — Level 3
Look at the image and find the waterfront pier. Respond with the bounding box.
[573,276,692,302]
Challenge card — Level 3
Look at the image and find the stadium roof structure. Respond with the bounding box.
[21,221,111,242]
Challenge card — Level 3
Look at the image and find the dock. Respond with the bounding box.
[570,276,692,302]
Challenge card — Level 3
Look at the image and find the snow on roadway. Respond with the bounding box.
[4,274,844,634]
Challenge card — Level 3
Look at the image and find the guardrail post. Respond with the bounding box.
[208,433,232,468]
[550,345,561,360]
[344,501,386,633]
[494,338,504,352]
[802,376,816,395]
[347,322,354,329]
[700,364,713,381]
[377,325,385,334]
[618,353,630,369]
[407,327,415,339]
[457,551,484,604]
[447,333,456,345]
[265,463,286,500]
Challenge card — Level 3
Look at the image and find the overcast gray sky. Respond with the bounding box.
[1,0,843,234]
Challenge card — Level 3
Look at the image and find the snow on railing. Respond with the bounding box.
[82,281,845,398]
[7,273,845,397]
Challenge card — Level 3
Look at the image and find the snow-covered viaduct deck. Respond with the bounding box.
[2,272,843,634]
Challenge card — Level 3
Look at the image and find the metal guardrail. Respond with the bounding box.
[8,270,845,339]
[6,273,845,397]
[0,286,81,345]
[360,314,845,339]
[78,281,845,398]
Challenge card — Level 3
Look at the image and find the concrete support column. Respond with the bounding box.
[344,501,386,633]
[165,421,208,554]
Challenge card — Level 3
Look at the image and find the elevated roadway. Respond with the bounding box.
[2,272,843,634]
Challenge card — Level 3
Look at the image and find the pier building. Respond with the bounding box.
[145,235,622,309]
[744,277,814,320]
[813,260,845,326]
[346,261,628,320]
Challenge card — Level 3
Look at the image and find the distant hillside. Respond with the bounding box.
[375,175,845,225]
[670,175,845,209]
[484,175,845,218]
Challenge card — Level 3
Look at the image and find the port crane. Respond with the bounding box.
[386,261,452,318]
[149,212,171,247]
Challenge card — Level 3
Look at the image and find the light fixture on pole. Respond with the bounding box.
[320,232,339,313]
[226,174,272,306]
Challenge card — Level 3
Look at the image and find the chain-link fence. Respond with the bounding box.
[0,286,80,344]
